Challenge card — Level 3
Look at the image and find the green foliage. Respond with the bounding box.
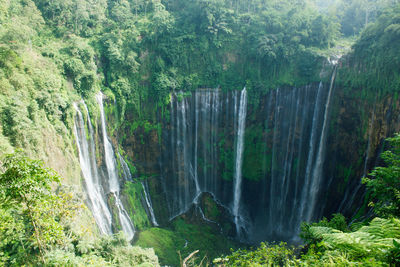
[222,217,400,266]
[203,194,220,220]
[60,37,98,97]
[301,213,349,244]
[362,133,400,218]
[242,124,265,181]
[0,152,159,266]
[122,182,151,230]
[0,47,22,75]
[33,0,107,36]
[389,239,400,265]
[137,218,237,266]
[1,1,399,266]
[136,227,181,266]
[90,232,159,267]
[0,152,79,265]
[0,152,61,264]
[44,233,159,267]
[337,4,400,94]
[303,217,400,264]
[216,242,297,266]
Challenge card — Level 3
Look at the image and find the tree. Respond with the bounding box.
[0,151,64,265]
[362,133,400,218]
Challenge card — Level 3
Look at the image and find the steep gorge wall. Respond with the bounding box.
[118,68,400,243]
[323,86,400,218]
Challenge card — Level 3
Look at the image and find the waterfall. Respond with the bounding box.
[193,91,201,202]
[162,79,336,242]
[118,153,133,181]
[289,86,311,228]
[96,93,120,193]
[169,94,196,218]
[233,88,247,238]
[165,88,248,232]
[73,102,112,235]
[96,92,136,241]
[119,142,159,227]
[165,89,225,219]
[298,82,324,225]
[268,88,281,235]
[119,152,159,227]
[113,192,135,241]
[305,66,337,222]
[142,181,159,226]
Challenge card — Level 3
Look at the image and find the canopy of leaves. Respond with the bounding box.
[0,152,67,265]
[0,152,159,266]
[363,133,400,218]
[338,4,400,93]
[216,242,298,266]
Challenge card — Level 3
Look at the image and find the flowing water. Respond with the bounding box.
[163,89,238,219]
[163,73,337,242]
[142,181,159,226]
[96,93,135,241]
[74,95,136,241]
[75,69,345,243]
[233,88,247,238]
[118,153,133,181]
[73,102,113,235]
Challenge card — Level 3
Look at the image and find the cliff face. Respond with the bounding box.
[323,88,400,218]
[117,69,400,243]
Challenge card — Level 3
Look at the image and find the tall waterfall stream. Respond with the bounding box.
[73,94,137,240]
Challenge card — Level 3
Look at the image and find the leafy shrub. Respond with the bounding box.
[301,213,349,245]
[362,133,400,218]
[216,242,297,266]
[0,152,160,266]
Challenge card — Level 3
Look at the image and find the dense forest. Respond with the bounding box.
[0,0,400,266]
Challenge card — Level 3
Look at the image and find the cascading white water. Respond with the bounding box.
[118,153,133,181]
[142,181,159,226]
[233,88,247,237]
[96,93,120,193]
[289,86,311,228]
[96,92,135,241]
[305,66,337,222]
[73,102,112,235]
[165,89,230,219]
[113,192,135,240]
[298,82,324,225]
[119,152,159,227]
[193,91,201,202]
[163,80,336,242]
[268,88,281,234]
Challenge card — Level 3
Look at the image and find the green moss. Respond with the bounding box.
[123,182,150,231]
[108,194,122,232]
[203,196,220,220]
[218,135,234,181]
[243,125,266,181]
[136,228,183,266]
[136,218,238,266]
[170,219,238,265]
